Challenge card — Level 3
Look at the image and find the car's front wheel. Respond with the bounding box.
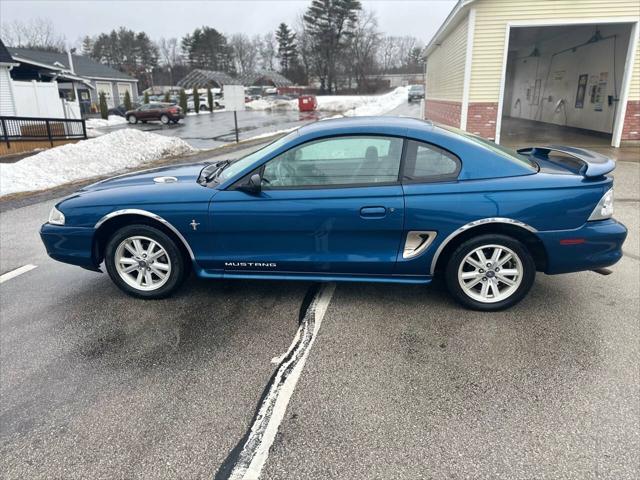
[127,115,138,124]
[445,234,535,311]
[104,225,187,299]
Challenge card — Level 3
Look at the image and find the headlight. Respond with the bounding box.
[48,206,65,225]
[588,188,614,221]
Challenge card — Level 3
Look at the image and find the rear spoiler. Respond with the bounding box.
[517,145,615,178]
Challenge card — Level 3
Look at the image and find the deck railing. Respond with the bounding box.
[0,115,87,150]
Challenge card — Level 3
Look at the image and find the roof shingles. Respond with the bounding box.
[6,46,136,81]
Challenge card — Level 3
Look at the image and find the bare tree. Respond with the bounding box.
[157,37,182,84]
[294,14,314,85]
[378,36,399,73]
[1,18,66,52]
[347,10,381,93]
[230,33,258,75]
[257,32,277,71]
[396,36,420,68]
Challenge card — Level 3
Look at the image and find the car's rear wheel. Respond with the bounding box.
[104,225,186,299]
[160,114,170,124]
[127,115,137,124]
[445,234,535,311]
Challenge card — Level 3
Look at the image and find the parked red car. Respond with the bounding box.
[125,103,184,124]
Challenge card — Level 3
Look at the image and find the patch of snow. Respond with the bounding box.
[245,87,409,117]
[85,115,128,129]
[0,129,196,197]
[340,87,408,116]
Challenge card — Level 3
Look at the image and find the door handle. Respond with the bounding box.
[360,206,387,218]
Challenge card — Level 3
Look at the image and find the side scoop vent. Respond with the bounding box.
[403,231,437,259]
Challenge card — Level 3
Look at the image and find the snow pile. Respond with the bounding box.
[0,129,196,197]
[85,115,128,129]
[245,86,409,116]
[340,86,408,116]
[246,97,296,111]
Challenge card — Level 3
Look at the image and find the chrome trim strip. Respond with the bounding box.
[94,209,196,260]
[403,231,437,259]
[429,217,538,275]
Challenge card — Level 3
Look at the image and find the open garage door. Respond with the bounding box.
[498,22,637,148]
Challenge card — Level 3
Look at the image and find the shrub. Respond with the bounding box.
[123,90,132,111]
[193,87,200,114]
[179,89,188,112]
[207,87,214,111]
[99,92,108,119]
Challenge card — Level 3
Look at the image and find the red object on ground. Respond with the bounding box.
[298,95,317,112]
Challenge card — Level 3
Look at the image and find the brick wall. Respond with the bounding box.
[424,100,461,128]
[621,100,640,141]
[467,102,498,140]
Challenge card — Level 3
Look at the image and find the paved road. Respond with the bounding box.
[97,100,422,149]
[1,151,638,479]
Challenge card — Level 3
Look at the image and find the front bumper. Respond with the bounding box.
[538,219,627,274]
[40,223,99,271]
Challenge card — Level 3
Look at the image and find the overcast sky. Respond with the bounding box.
[0,0,456,46]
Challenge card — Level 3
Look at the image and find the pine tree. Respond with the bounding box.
[193,87,200,113]
[275,23,297,75]
[164,91,171,102]
[303,0,362,93]
[143,91,150,104]
[123,90,132,111]
[179,89,188,112]
[207,87,214,111]
[99,92,109,119]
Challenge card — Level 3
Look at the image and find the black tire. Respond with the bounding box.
[127,115,138,124]
[160,114,170,125]
[104,224,187,299]
[444,234,535,311]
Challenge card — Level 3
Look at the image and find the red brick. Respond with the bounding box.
[622,100,640,141]
[424,100,461,128]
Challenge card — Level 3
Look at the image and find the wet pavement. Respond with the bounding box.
[1,137,638,480]
[96,101,422,150]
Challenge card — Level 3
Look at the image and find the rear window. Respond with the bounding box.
[403,140,460,182]
[440,125,537,171]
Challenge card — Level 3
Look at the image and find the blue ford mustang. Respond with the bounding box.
[40,117,627,310]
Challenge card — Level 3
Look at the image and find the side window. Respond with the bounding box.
[262,136,403,188]
[403,140,460,182]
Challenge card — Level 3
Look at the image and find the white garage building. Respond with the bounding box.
[423,0,639,148]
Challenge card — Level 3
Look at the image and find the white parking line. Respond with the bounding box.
[0,264,38,284]
[226,283,336,480]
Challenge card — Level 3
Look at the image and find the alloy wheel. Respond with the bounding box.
[114,235,172,291]
[457,244,523,303]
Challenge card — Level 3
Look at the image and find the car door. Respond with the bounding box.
[147,103,162,120]
[396,139,462,276]
[208,135,406,276]
[136,104,150,120]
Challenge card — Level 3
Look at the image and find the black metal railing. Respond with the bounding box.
[0,116,87,150]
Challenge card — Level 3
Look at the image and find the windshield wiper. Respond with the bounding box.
[200,160,231,184]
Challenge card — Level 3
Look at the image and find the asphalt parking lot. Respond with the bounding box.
[0,148,638,479]
[96,100,422,149]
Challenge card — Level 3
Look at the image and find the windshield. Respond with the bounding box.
[216,130,299,182]
[439,125,537,170]
[410,85,424,92]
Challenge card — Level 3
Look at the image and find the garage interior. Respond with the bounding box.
[500,23,634,149]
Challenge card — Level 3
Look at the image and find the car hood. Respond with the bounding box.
[80,163,206,192]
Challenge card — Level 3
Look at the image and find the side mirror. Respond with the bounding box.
[237,173,262,194]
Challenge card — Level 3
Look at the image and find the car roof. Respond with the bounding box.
[298,116,434,136]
